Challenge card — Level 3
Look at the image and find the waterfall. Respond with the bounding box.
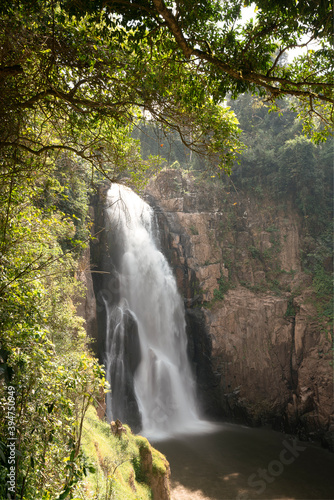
[103,183,199,438]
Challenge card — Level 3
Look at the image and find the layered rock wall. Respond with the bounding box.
[145,170,333,449]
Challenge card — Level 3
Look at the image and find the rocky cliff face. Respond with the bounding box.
[145,170,333,449]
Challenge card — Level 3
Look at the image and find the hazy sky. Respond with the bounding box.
[240,3,317,61]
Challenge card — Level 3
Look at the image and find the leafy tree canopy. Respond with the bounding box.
[0,0,243,180]
[63,0,333,140]
[0,0,332,185]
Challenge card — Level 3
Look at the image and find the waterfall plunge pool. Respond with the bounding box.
[152,423,334,500]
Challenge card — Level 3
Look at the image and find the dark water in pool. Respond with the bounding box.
[152,423,334,500]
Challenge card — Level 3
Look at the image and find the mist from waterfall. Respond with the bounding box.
[103,184,201,439]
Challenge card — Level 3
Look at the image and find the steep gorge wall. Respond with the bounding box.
[145,170,333,449]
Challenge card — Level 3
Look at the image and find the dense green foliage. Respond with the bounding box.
[62,0,333,141]
[229,96,332,247]
[0,152,108,499]
[0,0,244,179]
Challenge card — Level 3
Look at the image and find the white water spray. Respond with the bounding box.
[104,184,200,438]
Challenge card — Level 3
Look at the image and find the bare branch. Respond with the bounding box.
[0,64,23,76]
[0,141,94,159]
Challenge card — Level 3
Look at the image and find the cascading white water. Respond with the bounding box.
[104,183,200,438]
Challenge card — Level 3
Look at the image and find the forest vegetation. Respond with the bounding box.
[0,0,333,498]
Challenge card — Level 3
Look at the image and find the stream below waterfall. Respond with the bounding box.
[153,424,334,500]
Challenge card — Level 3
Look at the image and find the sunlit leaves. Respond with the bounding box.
[0,154,106,499]
[0,1,246,180]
